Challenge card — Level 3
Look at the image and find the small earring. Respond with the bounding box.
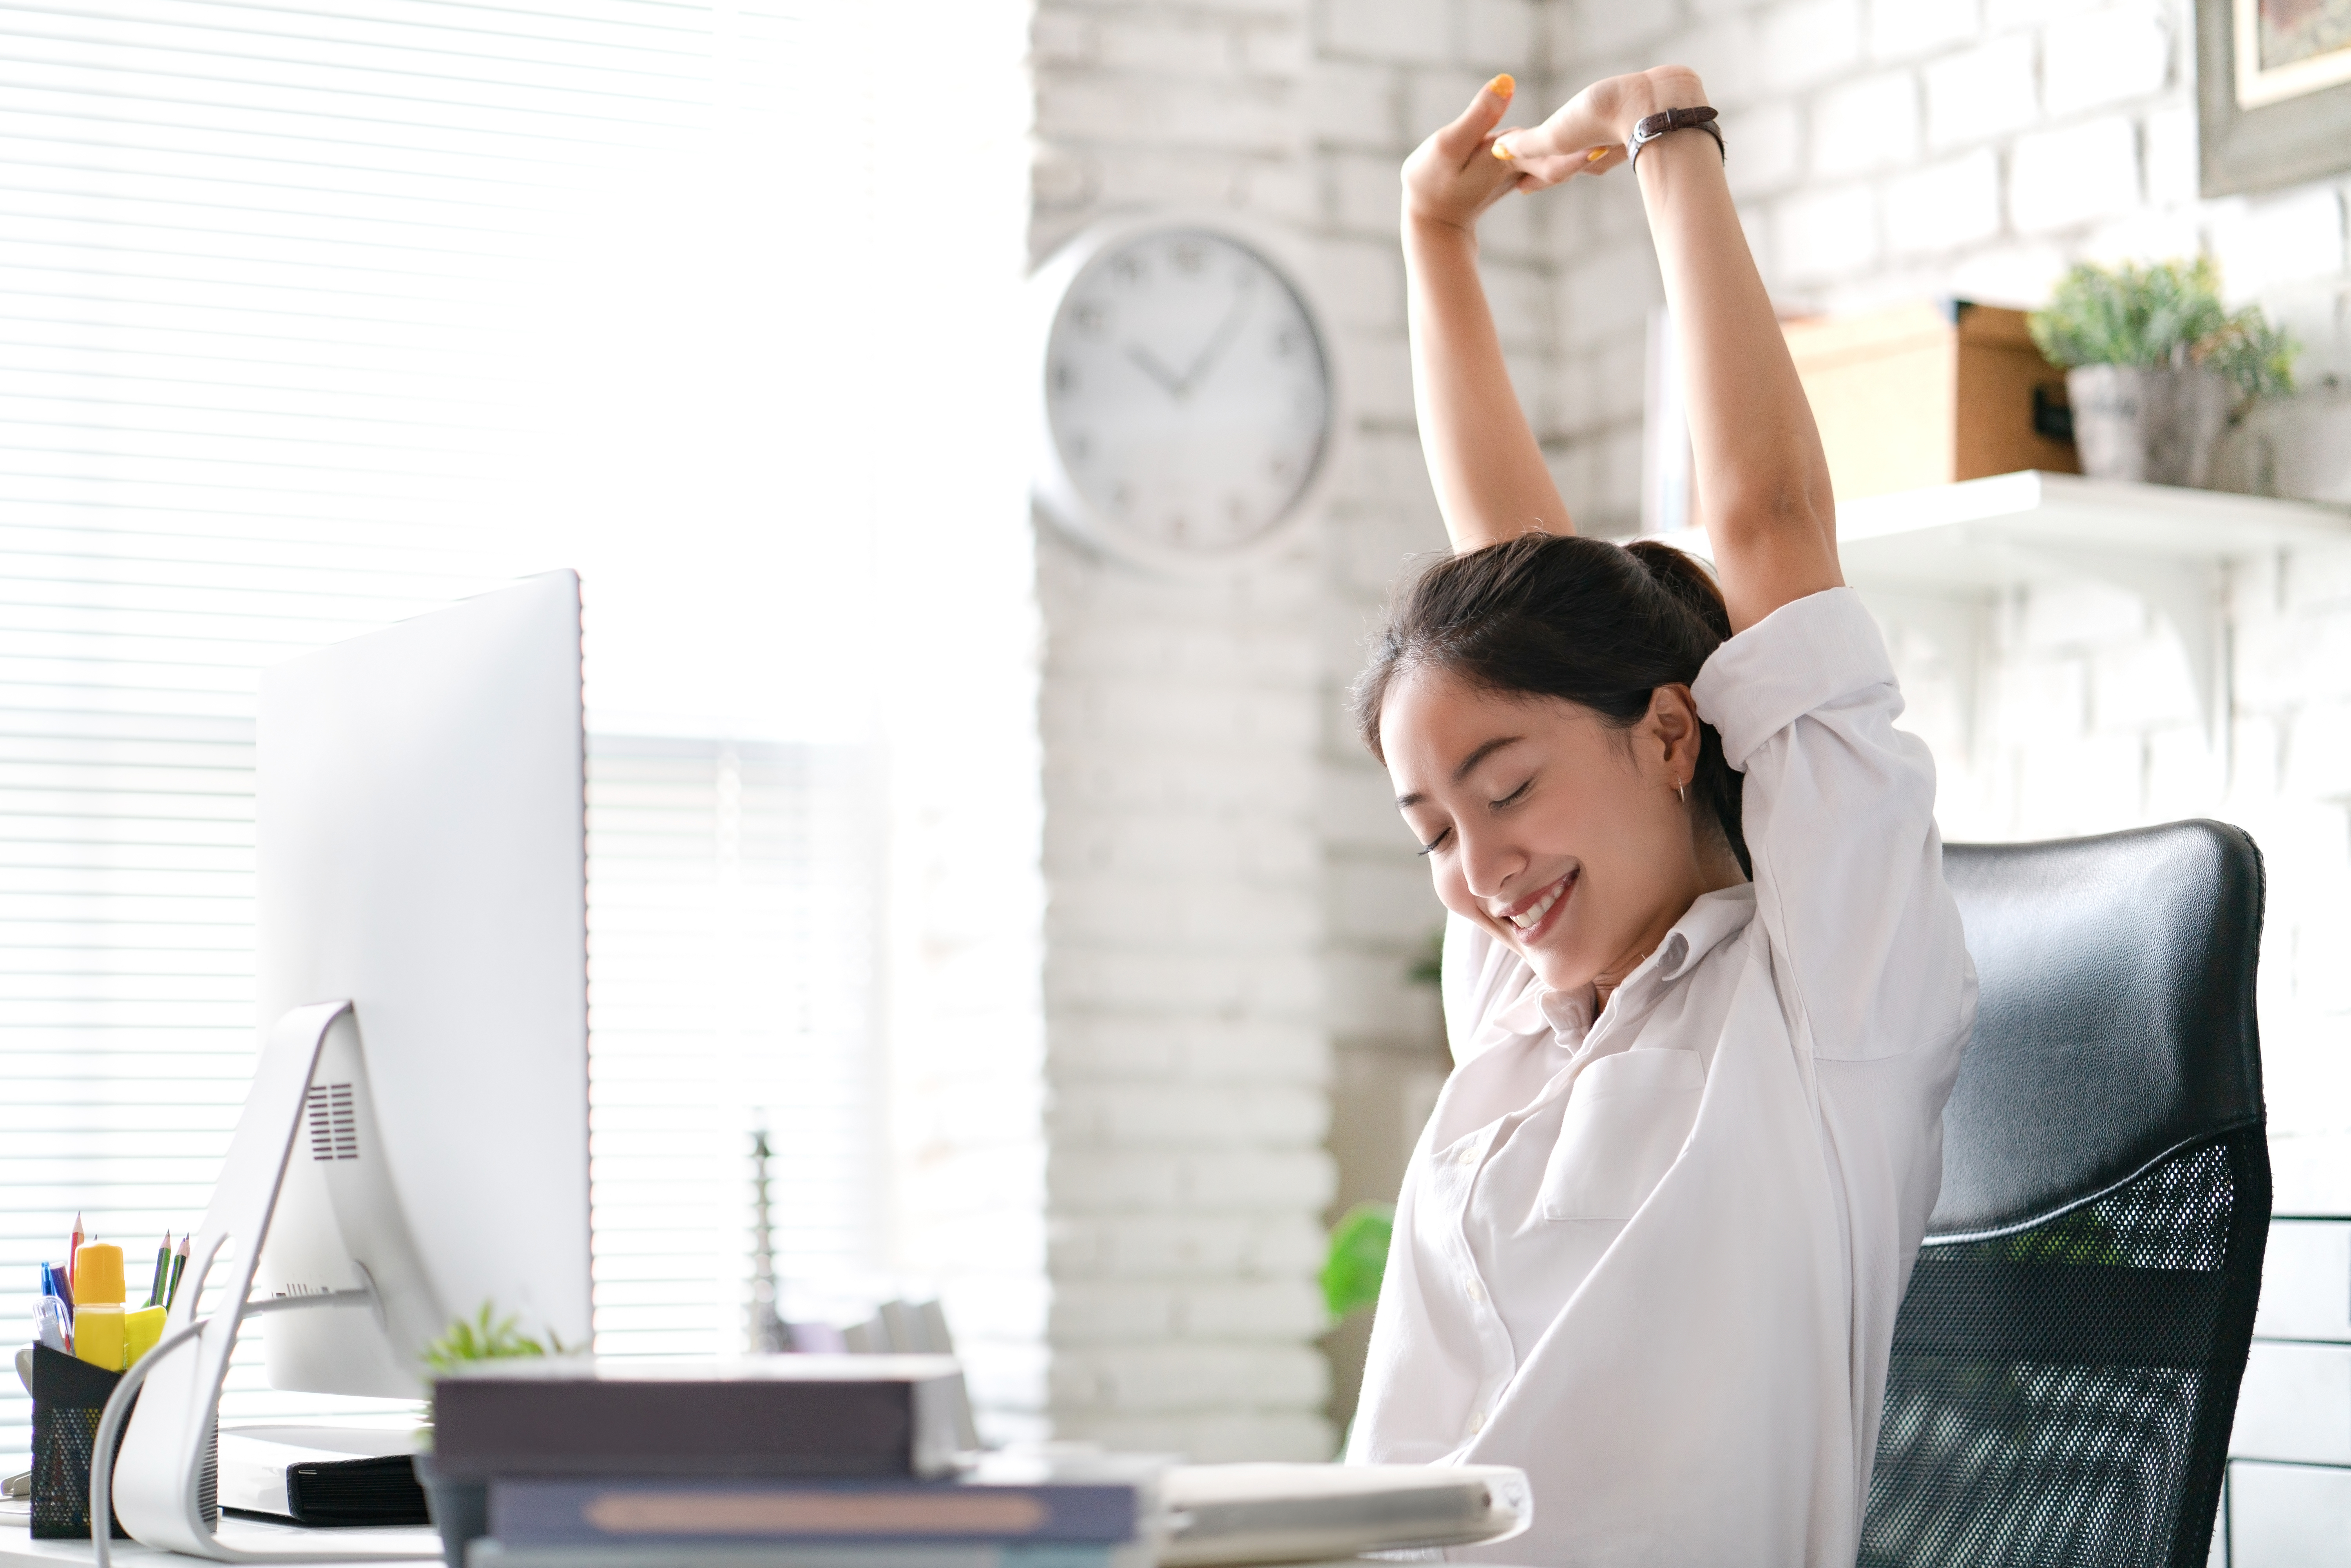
[1676,781,1689,804]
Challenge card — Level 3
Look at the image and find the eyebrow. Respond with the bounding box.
[1395,735,1524,808]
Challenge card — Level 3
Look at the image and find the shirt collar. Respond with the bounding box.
[1491,882,1758,1052]
[1648,882,1757,983]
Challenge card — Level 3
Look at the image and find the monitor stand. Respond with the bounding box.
[107,1002,438,1563]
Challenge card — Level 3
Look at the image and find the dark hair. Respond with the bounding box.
[1351,533,1749,876]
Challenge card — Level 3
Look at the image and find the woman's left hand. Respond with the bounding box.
[1491,67,1707,187]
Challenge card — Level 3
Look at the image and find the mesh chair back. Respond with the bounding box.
[1859,821,2268,1568]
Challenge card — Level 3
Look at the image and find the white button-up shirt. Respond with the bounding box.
[1347,588,1977,1568]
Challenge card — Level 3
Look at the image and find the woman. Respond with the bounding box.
[1344,66,1977,1566]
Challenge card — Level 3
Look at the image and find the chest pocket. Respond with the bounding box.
[1536,1048,1705,1221]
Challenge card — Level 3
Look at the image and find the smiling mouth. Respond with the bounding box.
[1501,873,1574,935]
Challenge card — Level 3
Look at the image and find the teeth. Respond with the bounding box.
[1508,878,1568,930]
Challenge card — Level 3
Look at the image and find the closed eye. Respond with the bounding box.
[1416,827,1452,857]
[1490,778,1533,811]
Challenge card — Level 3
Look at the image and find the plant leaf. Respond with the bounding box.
[1320,1202,1395,1322]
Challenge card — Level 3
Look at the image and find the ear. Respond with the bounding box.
[1643,684,1703,780]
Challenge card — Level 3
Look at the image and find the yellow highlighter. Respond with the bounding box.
[125,1305,167,1366]
[72,1241,130,1372]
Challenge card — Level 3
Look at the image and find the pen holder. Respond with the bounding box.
[29,1343,130,1539]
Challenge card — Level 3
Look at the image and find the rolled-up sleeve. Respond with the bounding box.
[1692,588,1973,1064]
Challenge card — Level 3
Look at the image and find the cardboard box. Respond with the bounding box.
[1782,300,2080,502]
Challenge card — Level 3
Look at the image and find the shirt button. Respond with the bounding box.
[1468,1410,1486,1434]
[1456,1146,1478,1167]
[1463,1276,1486,1304]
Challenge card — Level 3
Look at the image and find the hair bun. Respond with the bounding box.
[1624,538,1732,642]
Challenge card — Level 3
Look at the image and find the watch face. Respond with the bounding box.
[1046,228,1331,554]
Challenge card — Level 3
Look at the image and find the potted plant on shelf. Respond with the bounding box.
[2027,259,2297,489]
[413,1303,572,1568]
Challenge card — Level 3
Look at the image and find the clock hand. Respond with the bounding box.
[1176,282,1256,393]
[1125,343,1186,397]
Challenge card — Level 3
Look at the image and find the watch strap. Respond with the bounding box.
[1627,105,1724,165]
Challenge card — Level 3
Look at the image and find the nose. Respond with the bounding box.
[1455,820,1521,904]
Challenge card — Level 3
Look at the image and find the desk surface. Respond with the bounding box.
[0,1509,440,1568]
[4,1508,1521,1568]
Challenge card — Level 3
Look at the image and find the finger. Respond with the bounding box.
[1431,73,1517,162]
[1506,145,1623,190]
[1492,103,1612,164]
[1511,153,1588,188]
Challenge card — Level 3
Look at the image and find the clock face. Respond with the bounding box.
[1045,228,1331,556]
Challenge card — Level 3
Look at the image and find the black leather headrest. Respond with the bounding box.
[1931,820,2266,1237]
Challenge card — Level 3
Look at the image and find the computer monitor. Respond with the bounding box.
[114,571,592,1558]
[252,569,594,1395]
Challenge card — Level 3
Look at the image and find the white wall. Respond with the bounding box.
[1026,0,1340,1461]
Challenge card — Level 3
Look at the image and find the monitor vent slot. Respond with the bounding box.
[306,1083,359,1161]
[198,1416,219,1529]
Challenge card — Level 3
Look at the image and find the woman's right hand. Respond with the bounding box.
[1401,76,1548,235]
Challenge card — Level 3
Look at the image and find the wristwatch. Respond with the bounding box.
[1627,105,1725,166]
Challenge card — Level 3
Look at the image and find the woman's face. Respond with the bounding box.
[1380,662,1721,996]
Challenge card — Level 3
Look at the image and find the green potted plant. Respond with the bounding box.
[412,1303,572,1568]
[2028,259,2297,489]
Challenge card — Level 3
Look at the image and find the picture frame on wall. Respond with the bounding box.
[2198,0,2351,195]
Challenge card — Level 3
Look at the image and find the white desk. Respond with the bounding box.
[2,1524,1501,1568]
[0,1510,440,1568]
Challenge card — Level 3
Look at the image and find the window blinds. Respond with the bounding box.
[0,0,885,1473]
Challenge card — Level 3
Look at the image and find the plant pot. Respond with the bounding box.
[411,1454,487,1568]
[2065,364,2233,487]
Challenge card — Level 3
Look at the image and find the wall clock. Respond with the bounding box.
[1029,214,1337,573]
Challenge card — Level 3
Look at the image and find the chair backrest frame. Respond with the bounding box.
[1861,821,2269,1568]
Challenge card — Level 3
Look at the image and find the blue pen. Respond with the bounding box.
[36,1262,72,1353]
[45,1259,74,1318]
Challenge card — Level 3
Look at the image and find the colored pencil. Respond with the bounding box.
[165,1233,189,1309]
[147,1231,172,1308]
[68,1211,83,1294]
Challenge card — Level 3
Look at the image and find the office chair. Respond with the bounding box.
[1859,821,2269,1568]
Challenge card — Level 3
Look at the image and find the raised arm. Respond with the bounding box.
[1496,68,1841,632]
[1400,77,1572,552]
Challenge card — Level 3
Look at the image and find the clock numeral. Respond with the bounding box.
[1052,361,1076,395]
[1074,303,1108,342]
[1273,327,1301,358]
[1112,255,1146,286]
[1173,241,1206,275]
[1068,433,1092,464]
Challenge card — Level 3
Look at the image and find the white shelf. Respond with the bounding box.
[1662,471,2351,742]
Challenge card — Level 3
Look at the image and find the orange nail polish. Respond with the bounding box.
[1487,74,1514,98]
[1492,140,1516,161]
[1587,148,1607,162]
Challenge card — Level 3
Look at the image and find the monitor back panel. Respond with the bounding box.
[256,570,591,1396]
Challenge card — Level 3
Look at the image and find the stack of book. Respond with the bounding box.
[431,1357,1161,1568]
[429,1356,1536,1568]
